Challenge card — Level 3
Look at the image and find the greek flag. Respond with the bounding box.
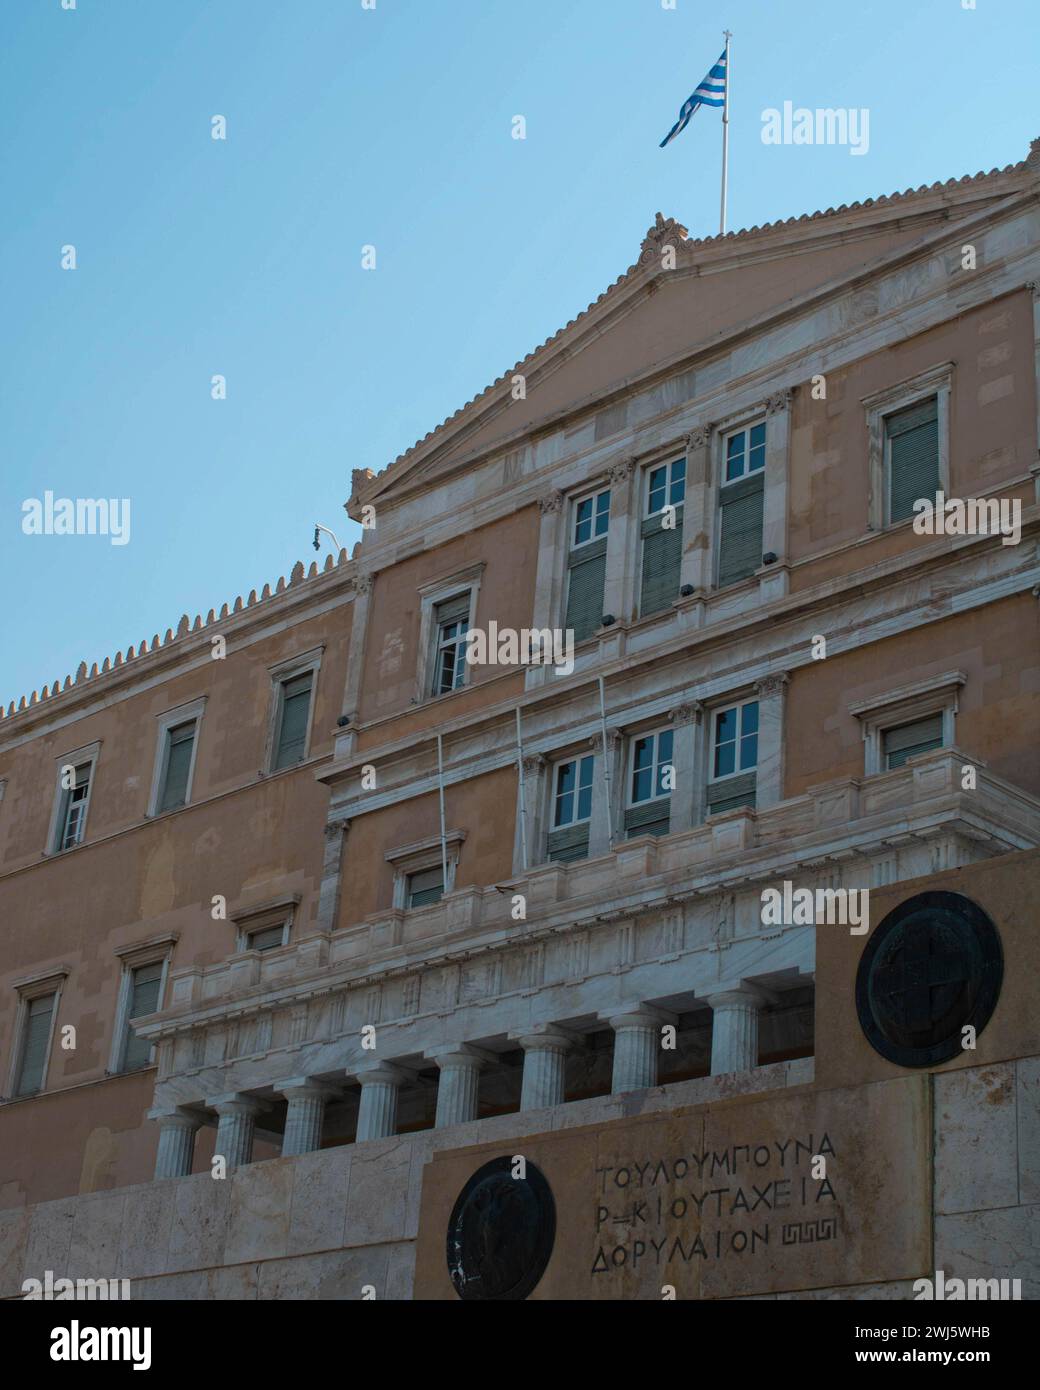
[659,50,727,148]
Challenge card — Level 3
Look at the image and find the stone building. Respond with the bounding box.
[1,140,1039,1300]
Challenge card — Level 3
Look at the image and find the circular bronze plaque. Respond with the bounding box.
[855,891,1003,1067]
[446,1156,555,1300]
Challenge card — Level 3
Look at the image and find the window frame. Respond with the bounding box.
[230,896,298,956]
[551,752,595,829]
[570,486,612,553]
[714,417,768,589]
[265,646,324,773]
[45,741,101,854]
[431,593,473,697]
[414,566,484,704]
[709,699,760,786]
[849,671,965,776]
[387,831,465,909]
[626,726,675,808]
[7,969,67,1099]
[147,697,206,817]
[863,363,953,532]
[107,936,177,1075]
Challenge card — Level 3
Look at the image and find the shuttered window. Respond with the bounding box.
[432,592,471,695]
[16,992,57,1096]
[887,396,939,523]
[246,924,287,952]
[122,961,164,1071]
[158,720,196,812]
[708,701,759,816]
[546,822,591,863]
[639,459,686,616]
[565,537,607,643]
[882,713,944,769]
[274,671,313,769]
[718,473,764,587]
[407,866,444,907]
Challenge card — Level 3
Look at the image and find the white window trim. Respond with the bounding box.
[228,894,300,954]
[850,671,966,775]
[551,753,596,829]
[45,740,101,855]
[708,698,760,785]
[719,419,767,488]
[146,697,207,817]
[415,566,484,703]
[627,726,674,807]
[6,968,68,1100]
[863,362,953,532]
[107,936,177,1075]
[387,830,466,908]
[569,485,612,552]
[265,645,324,773]
[643,455,687,520]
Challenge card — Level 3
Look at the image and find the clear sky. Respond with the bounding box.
[2,0,1037,712]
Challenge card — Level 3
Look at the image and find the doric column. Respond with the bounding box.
[427,1045,489,1127]
[589,726,624,857]
[515,1029,574,1110]
[210,1093,264,1169]
[354,1062,408,1142]
[707,987,765,1075]
[601,458,638,624]
[667,701,703,832]
[753,672,789,809]
[278,1078,338,1157]
[316,817,350,934]
[150,1107,200,1180]
[679,426,712,594]
[604,1009,668,1094]
[760,390,793,601]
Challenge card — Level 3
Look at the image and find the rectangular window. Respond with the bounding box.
[624,728,673,838]
[273,671,314,769]
[640,459,686,617]
[882,713,944,769]
[886,396,939,523]
[407,866,444,908]
[16,992,57,1096]
[157,720,197,813]
[718,423,765,587]
[432,593,471,696]
[56,763,92,851]
[708,700,759,815]
[546,754,594,863]
[121,962,164,1072]
[246,924,288,952]
[565,489,610,643]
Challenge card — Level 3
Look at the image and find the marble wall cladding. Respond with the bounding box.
[6,1055,1038,1300]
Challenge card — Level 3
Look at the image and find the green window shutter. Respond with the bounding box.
[565,537,607,644]
[435,593,470,625]
[624,801,670,838]
[887,397,939,523]
[546,823,590,863]
[274,672,313,769]
[707,771,757,816]
[159,721,195,812]
[247,925,286,952]
[718,475,764,587]
[123,962,163,1071]
[639,507,683,616]
[407,867,444,907]
[17,993,56,1096]
[883,713,944,768]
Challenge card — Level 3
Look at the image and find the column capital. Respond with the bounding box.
[349,1060,411,1087]
[277,1076,341,1103]
[424,1043,495,1069]
[600,1006,674,1032]
[538,489,564,515]
[521,752,547,776]
[705,985,767,1011]
[686,425,712,450]
[754,671,790,698]
[511,1026,580,1053]
[765,388,794,415]
[668,700,703,726]
[207,1091,266,1118]
[147,1105,202,1131]
[607,457,636,485]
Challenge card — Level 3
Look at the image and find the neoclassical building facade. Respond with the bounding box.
[1,139,1039,1299]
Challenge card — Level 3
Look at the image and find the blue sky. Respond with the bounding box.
[2,0,1037,711]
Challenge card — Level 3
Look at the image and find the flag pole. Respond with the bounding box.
[720,29,732,235]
